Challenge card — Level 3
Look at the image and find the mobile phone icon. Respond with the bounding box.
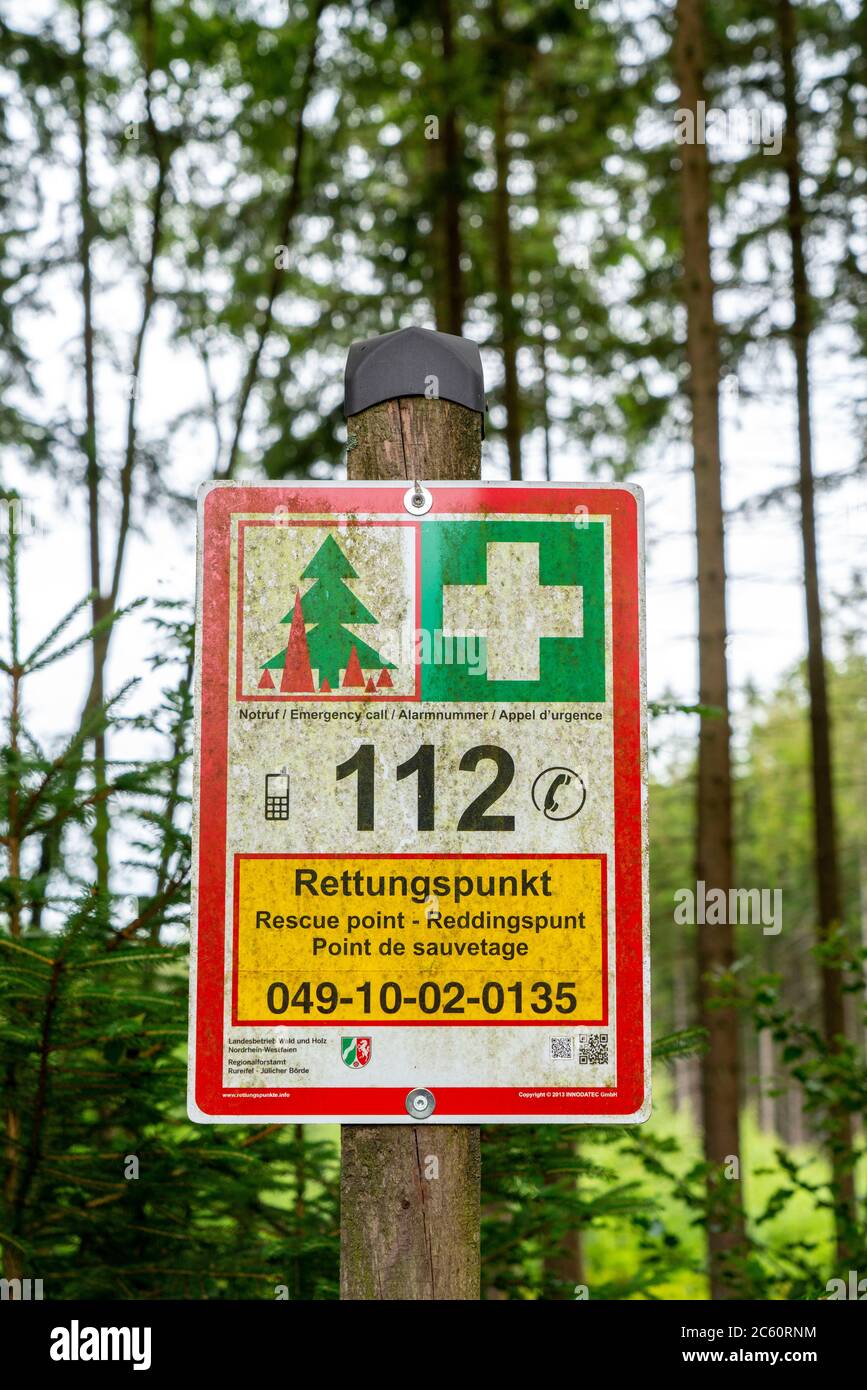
[264,773,290,821]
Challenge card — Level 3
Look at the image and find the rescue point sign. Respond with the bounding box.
[188,482,648,1124]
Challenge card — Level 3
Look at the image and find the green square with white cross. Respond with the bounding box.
[420,519,606,702]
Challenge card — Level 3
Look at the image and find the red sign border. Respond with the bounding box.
[191,483,646,1121]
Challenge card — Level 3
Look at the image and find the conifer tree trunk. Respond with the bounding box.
[540,341,552,480]
[70,0,170,917]
[2,521,23,1283]
[545,1134,584,1297]
[341,394,481,1300]
[438,0,464,335]
[74,0,109,900]
[220,1,324,481]
[777,0,856,1262]
[490,0,522,480]
[674,0,745,1298]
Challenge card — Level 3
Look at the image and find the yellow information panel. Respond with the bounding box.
[235,854,605,1026]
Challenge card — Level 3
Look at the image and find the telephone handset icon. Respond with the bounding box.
[544,772,571,818]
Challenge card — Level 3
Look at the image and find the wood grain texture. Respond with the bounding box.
[346,396,482,482]
[341,390,482,1302]
[340,1126,480,1300]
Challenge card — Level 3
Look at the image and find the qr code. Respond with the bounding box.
[579,1033,609,1066]
[549,1036,573,1061]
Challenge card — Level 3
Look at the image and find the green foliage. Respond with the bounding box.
[481,644,867,1300]
[1,0,865,1304]
[735,943,867,1277]
[0,514,338,1298]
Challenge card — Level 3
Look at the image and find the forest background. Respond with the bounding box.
[1,0,865,1300]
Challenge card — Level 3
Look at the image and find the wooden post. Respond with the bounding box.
[341,1124,480,1300]
[340,331,483,1301]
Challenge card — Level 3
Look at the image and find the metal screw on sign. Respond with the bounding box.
[406,1088,436,1120]
[403,482,433,515]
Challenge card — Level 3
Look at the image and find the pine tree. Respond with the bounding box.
[775,0,857,1264]
[262,536,394,691]
[0,509,339,1298]
[674,0,745,1298]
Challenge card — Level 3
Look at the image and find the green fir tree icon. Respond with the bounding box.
[261,534,395,692]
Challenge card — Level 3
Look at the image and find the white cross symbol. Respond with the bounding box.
[442,541,583,682]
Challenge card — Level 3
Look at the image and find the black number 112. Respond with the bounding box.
[335,743,514,833]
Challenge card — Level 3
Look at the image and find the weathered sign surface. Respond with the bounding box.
[189,482,648,1123]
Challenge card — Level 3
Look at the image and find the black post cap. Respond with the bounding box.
[344,326,486,432]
